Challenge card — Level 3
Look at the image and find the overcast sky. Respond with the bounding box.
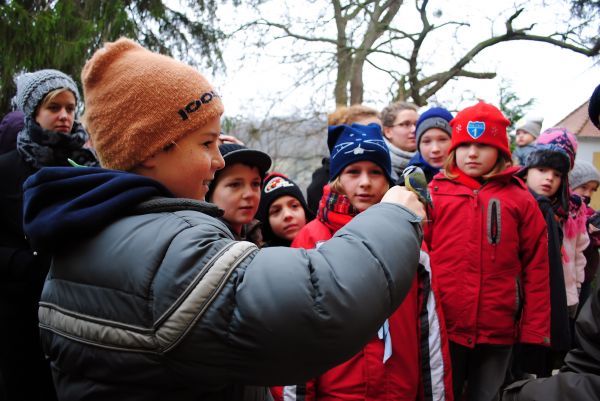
[212,0,600,129]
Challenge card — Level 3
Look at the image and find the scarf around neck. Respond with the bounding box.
[318,185,359,233]
[16,117,98,169]
[384,138,415,180]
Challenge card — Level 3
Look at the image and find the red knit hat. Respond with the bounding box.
[449,101,511,159]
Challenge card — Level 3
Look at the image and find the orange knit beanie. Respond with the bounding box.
[82,37,224,171]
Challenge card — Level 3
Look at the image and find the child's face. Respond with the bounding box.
[35,90,76,133]
[573,181,599,201]
[419,128,451,168]
[383,109,418,152]
[338,161,389,212]
[268,195,307,241]
[143,115,224,200]
[455,143,499,178]
[210,163,262,234]
[526,167,562,197]
[515,129,536,146]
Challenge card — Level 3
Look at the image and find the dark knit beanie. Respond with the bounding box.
[256,172,314,241]
[13,69,80,118]
[415,107,453,151]
[449,101,511,159]
[589,83,600,130]
[328,123,393,184]
[206,143,272,200]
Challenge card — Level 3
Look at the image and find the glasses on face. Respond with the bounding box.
[388,121,417,129]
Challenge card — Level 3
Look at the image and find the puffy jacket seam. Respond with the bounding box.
[154,240,237,326]
[46,277,153,302]
[38,242,258,354]
[39,301,154,333]
[164,244,258,353]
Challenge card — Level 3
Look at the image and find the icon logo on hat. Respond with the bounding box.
[467,121,486,139]
[264,176,294,193]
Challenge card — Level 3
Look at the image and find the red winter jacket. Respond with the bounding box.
[424,168,550,348]
[273,198,453,401]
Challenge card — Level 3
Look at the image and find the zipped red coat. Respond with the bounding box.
[272,186,453,401]
[424,168,550,348]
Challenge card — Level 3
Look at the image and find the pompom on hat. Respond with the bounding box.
[81,37,224,171]
[415,106,453,151]
[327,123,393,184]
[536,127,578,170]
[13,69,80,118]
[449,101,511,159]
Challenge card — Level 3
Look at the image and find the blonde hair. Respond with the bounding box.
[328,104,380,126]
[36,88,76,115]
[330,175,345,195]
[443,148,511,180]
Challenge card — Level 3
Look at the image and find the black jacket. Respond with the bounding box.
[0,149,55,400]
[503,275,600,400]
[536,193,571,352]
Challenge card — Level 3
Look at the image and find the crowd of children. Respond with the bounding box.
[1,36,600,401]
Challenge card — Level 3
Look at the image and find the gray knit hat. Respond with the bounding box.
[515,116,544,138]
[13,69,80,118]
[569,160,600,190]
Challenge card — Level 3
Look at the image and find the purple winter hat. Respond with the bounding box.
[0,111,25,155]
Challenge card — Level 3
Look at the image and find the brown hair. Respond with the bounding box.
[380,101,418,127]
[443,147,511,180]
[328,104,380,126]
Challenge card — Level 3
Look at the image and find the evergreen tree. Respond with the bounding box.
[0,0,230,112]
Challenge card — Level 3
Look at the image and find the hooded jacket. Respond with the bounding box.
[274,186,452,401]
[425,168,550,348]
[22,167,423,401]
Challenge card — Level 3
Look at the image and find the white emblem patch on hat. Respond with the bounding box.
[467,121,486,139]
[264,176,294,193]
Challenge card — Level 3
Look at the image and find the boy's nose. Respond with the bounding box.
[212,151,225,170]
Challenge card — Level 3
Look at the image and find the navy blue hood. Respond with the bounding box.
[23,167,172,252]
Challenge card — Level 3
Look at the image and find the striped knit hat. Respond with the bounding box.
[14,69,80,118]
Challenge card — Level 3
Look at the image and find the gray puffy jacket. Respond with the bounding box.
[37,195,422,401]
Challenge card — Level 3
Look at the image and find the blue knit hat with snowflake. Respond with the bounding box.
[328,123,393,184]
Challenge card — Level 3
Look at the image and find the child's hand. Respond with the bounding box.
[381,186,426,219]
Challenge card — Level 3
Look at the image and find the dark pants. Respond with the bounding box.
[450,342,512,401]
